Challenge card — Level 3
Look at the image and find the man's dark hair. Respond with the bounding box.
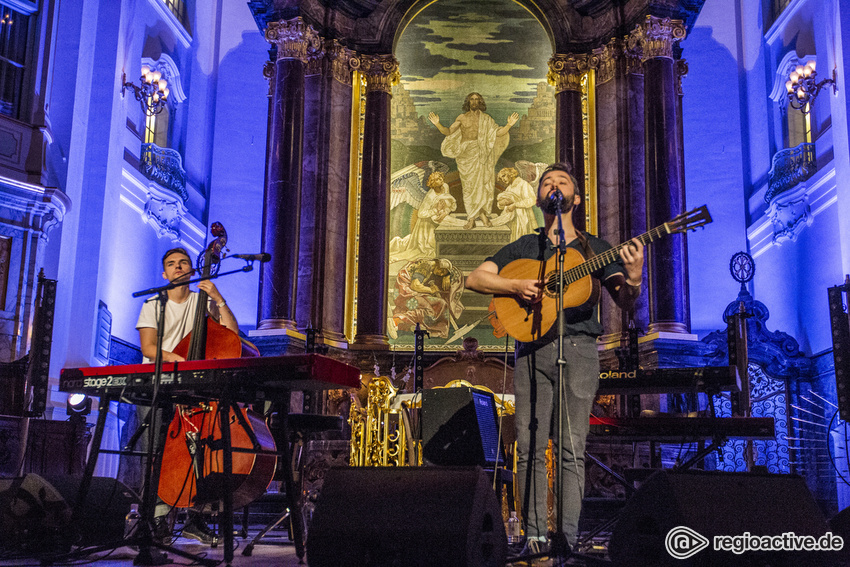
[462,92,486,112]
[537,162,578,193]
[162,247,191,268]
[536,163,581,212]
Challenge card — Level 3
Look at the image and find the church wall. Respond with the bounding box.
[792,200,842,354]
[680,0,749,337]
[828,0,850,276]
[684,0,845,359]
[50,0,128,377]
[206,2,268,333]
[42,0,241,418]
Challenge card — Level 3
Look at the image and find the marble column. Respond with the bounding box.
[352,54,398,348]
[629,16,688,334]
[675,57,691,332]
[258,18,320,331]
[296,40,357,344]
[549,53,592,232]
[595,39,650,342]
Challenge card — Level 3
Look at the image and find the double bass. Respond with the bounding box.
[157,223,277,511]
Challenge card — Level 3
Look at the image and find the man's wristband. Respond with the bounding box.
[217,300,227,308]
[625,280,641,288]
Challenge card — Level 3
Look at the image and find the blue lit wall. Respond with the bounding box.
[681,0,751,339]
[683,0,847,357]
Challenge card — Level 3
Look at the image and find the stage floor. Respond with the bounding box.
[0,526,304,567]
[0,526,606,566]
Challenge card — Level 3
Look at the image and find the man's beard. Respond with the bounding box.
[539,191,574,215]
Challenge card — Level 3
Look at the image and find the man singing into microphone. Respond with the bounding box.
[465,163,644,560]
[134,247,238,544]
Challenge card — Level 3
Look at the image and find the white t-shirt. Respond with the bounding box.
[136,292,216,362]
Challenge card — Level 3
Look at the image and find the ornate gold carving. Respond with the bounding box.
[548,53,599,93]
[262,60,275,97]
[628,15,686,61]
[265,17,322,63]
[358,54,400,94]
[595,39,623,85]
[305,45,325,76]
[326,40,358,86]
[624,36,643,75]
[676,58,689,95]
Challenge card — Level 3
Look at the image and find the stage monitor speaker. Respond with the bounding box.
[0,473,71,551]
[44,475,140,547]
[421,387,504,467]
[306,466,506,567]
[610,470,838,567]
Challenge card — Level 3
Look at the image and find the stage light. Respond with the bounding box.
[66,393,92,416]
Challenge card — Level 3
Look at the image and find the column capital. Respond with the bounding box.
[265,17,322,63]
[356,54,400,94]
[595,39,623,85]
[327,40,359,86]
[628,15,686,61]
[548,52,599,93]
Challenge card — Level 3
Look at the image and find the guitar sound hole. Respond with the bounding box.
[543,270,564,298]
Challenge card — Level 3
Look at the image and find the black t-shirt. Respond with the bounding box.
[486,229,625,357]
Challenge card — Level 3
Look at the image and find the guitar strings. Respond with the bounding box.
[543,224,667,292]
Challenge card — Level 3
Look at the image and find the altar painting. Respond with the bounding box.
[388,0,555,350]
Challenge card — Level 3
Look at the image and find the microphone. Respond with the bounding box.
[231,252,271,262]
[540,190,567,215]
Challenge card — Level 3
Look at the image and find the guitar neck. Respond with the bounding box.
[565,223,670,284]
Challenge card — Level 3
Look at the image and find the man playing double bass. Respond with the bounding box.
[135,246,235,545]
[465,163,645,561]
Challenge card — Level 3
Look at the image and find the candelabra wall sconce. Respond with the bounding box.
[121,66,170,116]
[785,60,837,114]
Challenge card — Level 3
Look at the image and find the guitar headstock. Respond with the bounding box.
[667,206,712,234]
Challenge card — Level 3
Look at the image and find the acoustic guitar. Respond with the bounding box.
[492,205,712,342]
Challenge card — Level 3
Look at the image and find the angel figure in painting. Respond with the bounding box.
[496,166,539,241]
[389,171,457,263]
[429,93,519,230]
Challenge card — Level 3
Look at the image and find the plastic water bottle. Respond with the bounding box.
[125,503,141,540]
[506,511,521,544]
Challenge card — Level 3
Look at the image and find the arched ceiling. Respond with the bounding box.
[249,0,706,55]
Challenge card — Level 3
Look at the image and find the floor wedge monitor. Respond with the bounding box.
[610,469,839,567]
[307,466,506,567]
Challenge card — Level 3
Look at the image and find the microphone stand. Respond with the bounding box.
[51,266,253,566]
[550,200,599,565]
[131,264,252,565]
[48,286,218,567]
[550,205,572,562]
[131,264,254,298]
